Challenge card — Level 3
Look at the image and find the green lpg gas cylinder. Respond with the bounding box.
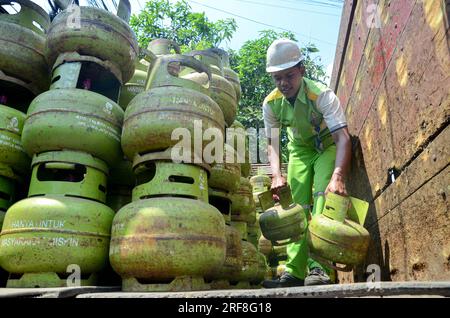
[0,195,114,287]
[209,144,241,193]
[118,39,181,109]
[206,224,243,282]
[229,121,250,177]
[0,105,30,177]
[246,221,261,248]
[230,220,247,242]
[210,48,241,103]
[109,197,226,287]
[308,193,370,268]
[183,50,237,127]
[230,177,255,215]
[121,55,224,162]
[258,186,307,246]
[0,0,50,93]
[22,89,124,166]
[235,241,261,285]
[250,175,271,193]
[209,187,232,224]
[45,5,138,84]
[250,174,271,211]
[132,160,209,203]
[28,150,108,203]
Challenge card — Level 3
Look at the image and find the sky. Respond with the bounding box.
[29,0,343,81]
[174,0,342,72]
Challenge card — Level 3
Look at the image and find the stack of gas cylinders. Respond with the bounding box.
[0,0,369,291]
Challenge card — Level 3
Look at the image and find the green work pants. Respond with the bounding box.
[285,143,336,280]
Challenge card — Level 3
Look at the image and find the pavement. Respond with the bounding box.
[0,282,448,298]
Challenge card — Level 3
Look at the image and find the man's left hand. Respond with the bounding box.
[325,172,348,196]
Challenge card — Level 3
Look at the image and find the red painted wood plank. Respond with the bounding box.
[330,0,356,91]
[336,0,373,109]
[385,0,450,169]
[348,0,416,137]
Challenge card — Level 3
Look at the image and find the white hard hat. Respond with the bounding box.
[266,39,304,73]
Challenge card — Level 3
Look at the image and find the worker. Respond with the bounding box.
[262,39,351,287]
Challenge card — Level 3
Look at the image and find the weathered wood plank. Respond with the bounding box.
[330,0,356,92]
[372,166,450,281]
[347,135,377,203]
[346,0,416,137]
[374,0,417,86]
[374,125,450,220]
[336,0,374,110]
[385,0,450,169]
[347,0,449,199]
[357,84,397,196]
[345,56,370,137]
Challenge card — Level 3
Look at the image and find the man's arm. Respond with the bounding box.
[326,127,351,195]
[263,101,286,189]
[268,135,286,189]
[316,90,351,196]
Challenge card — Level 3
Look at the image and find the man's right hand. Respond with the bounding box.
[271,174,286,202]
[271,174,287,190]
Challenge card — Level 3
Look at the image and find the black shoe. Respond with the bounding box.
[262,272,304,288]
[304,267,332,286]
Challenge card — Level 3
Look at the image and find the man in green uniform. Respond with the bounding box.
[262,39,352,287]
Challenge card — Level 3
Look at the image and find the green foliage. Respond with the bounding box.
[231,30,329,163]
[129,0,237,52]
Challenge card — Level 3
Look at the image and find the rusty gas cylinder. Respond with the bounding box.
[109,197,226,287]
[119,40,181,110]
[250,175,271,193]
[230,220,247,242]
[258,186,307,246]
[0,195,114,287]
[229,121,250,177]
[255,252,268,284]
[21,89,124,166]
[45,5,138,84]
[28,150,109,203]
[183,50,237,127]
[231,208,256,225]
[121,54,225,162]
[258,234,273,257]
[234,241,261,285]
[250,174,271,211]
[210,48,241,103]
[247,221,260,247]
[132,160,209,203]
[308,193,370,267]
[231,177,255,215]
[209,144,241,193]
[0,0,50,93]
[0,105,30,177]
[206,224,243,282]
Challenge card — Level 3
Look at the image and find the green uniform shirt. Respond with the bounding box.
[263,77,347,152]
